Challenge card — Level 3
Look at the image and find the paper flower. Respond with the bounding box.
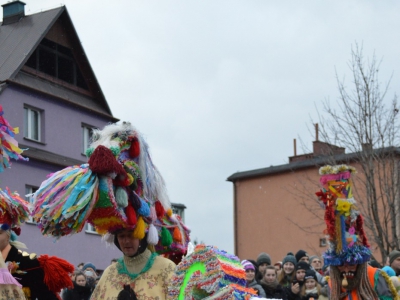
[336,200,352,216]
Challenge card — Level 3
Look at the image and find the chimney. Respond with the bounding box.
[2,1,26,25]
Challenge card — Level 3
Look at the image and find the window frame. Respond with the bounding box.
[82,125,96,155]
[25,185,38,224]
[85,223,99,235]
[24,106,42,142]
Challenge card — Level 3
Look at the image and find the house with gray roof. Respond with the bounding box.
[0,1,120,270]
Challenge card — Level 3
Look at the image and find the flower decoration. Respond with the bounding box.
[319,164,357,175]
[336,199,352,216]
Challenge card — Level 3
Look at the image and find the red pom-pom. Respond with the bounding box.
[129,137,140,158]
[38,255,74,293]
[126,205,137,226]
[155,201,165,219]
[12,227,21,236]
[88,145,126,176]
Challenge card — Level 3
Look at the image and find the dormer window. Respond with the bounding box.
[25,38,88,90]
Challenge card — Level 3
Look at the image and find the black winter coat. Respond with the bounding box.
[62,282,92,300]
[261,283,288,300]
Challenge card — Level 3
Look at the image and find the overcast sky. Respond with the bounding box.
[2,0,400,255]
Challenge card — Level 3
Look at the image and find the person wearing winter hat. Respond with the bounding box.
[300,269,328,300]
[257,252,272,276]
[241,260,266,297]
[295,250,309,263]
[82,262,98,292]
[389,250,400,276]
[278,253,297,288]
[284,261,311,300]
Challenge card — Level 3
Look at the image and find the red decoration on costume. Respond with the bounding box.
[356,214,370,247]
[324,197,336,240]
[129,137,140,158]
[126,205,137,226]
[113,175,130,187]
[12,227,21,236]
[88,145,127,176]
[155,201,165,219]
[38,255,74,293]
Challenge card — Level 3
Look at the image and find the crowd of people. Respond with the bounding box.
[60,261,113,300]
[241,249,400,300]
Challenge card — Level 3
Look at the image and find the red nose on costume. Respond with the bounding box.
[88,145,127,178]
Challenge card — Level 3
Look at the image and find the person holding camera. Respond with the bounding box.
[62,271,92,300]
[285,261,310,300]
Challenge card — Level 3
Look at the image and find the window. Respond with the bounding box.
[25,186,38,224]
[319,238,327,247]
[82,125,94,153]
[25,38,88,90]
[171,203,186,222]
[24,107,41,141]
[86,223,99,235]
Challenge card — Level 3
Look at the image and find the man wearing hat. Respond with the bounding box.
[389,250,400,276]
[316,165,397,300]
[256,252,272,277]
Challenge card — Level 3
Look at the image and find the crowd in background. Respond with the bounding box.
[241,249,400,300]
[61,260,117,300]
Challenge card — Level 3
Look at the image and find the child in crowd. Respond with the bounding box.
[260,265,287,299]
[300,269,328,300]
[278,253,297,288]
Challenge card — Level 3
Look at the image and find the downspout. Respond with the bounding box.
[233,181,238,256]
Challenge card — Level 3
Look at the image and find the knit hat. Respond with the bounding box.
[256,252,271,266]
[382,266,396,277]
[32,122,190,256]
[82,262,96,272]
[304,269,317,282]
[295,250,308,262]
[241,260,255,271]
[389,250,400,265]
[316,165,371,266]
[282,253,297,266]
[295,261,310,271]
[309,255,320,264]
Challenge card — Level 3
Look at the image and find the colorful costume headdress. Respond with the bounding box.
[32,122,190,256]
[316,164,371,266]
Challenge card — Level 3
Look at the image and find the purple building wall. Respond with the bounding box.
[0,86,122,271]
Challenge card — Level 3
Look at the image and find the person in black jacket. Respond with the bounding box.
[62,272,92,300]
[260,265,287,299]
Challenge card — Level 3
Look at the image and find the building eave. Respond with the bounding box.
[227,147,400,182]
[20,144,86,168]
